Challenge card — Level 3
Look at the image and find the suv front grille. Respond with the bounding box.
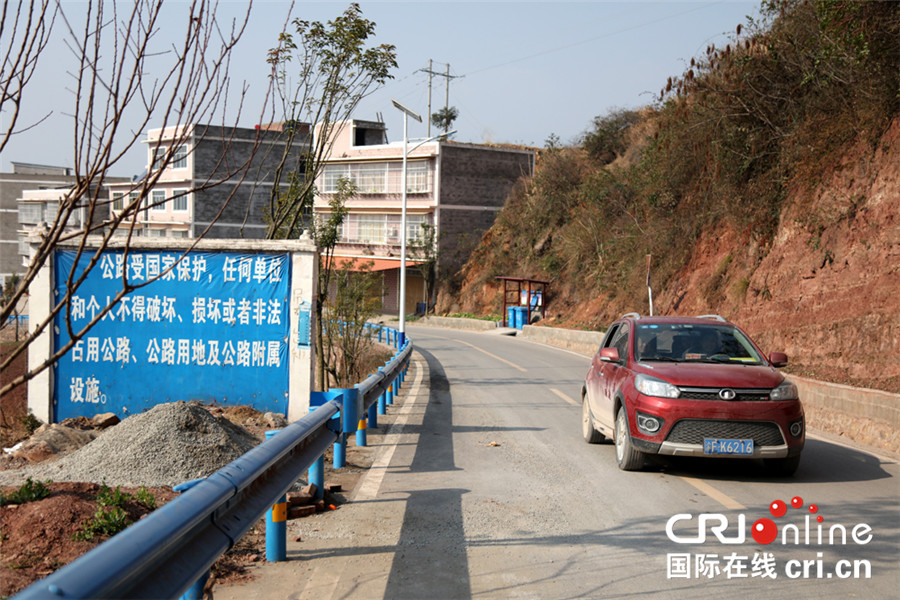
[665,419,785,446]
[678,387,771,402]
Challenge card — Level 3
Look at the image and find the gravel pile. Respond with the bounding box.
[2,403,262,488]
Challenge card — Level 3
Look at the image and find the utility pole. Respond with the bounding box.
[418,60,460,135]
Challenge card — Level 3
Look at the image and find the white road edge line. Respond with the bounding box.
[352,355,426,502]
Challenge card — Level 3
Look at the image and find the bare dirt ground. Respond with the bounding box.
[0,330,383,598]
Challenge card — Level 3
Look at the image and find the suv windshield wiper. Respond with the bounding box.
[639,356,680,362]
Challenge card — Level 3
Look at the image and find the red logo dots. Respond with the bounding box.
[791,496,803,508]
[752,518,778,544]
[817,515,824,523]
[809,504,818,514]
[770,499,787,517]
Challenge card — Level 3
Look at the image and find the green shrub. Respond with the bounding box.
[74,507,132,541]
[135,487,157,510]
[0,477,51,506]
[96,482,132,508]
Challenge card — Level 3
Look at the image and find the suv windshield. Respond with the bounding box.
[634,323,765,364]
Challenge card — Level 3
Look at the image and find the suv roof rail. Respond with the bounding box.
[622,312,641,319]
[696,314,728,322]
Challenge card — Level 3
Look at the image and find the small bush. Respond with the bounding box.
[0,477,51,506]
[135,487,157,510]
[96,482,132,508]
[19,413,42,435]
[74,507,132,541]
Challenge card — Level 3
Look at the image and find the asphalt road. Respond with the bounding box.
[218,325,900,600]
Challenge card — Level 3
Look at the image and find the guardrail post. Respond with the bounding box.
[357,417,367,447]
[265,430,287,562]
[368,400,378,429]
[377,366,387,415]
[174,478,209,600]
[333,387,358,468]
[309,392,340,499]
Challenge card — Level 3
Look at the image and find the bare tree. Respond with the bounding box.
[0,0,269,399]
[0,0,58,156]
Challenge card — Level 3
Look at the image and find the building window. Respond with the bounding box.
[405,162,429,193]
[406,215,427,243]
[322,161,432,194]
[337,213,431,245]
[112,192,124,211]
[18,203,42,224]
[356,164,387,193]
[358,214,385,244]
[322,165,350,193]
[151,190,166,211]
[152,145,188,170]
[172,189,188,211]
[172,146,187,169]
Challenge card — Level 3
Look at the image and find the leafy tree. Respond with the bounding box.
[263,3,397,240]
[410,223,439,313]
[312,178,354,390]
[431,106,459,136]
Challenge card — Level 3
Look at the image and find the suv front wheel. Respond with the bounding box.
[615,406,645,471]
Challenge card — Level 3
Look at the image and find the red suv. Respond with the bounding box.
[582,314,804,475]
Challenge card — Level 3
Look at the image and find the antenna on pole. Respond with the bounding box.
[646,254,654,316]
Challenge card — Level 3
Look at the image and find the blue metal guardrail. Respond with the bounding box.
[13,323,412,600]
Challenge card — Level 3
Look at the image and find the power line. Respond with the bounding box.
[417,60,462,136]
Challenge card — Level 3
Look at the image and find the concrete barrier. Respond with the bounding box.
[792,375,899,445]
[419,316,500,331]
[520,324,605,356]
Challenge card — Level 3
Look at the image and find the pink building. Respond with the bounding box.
[315,119,535,315]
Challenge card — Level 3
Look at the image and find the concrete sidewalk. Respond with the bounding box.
[214,352,432,600]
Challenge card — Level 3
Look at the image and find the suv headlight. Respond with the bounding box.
[770,379,799,401]
[635,374,680,399]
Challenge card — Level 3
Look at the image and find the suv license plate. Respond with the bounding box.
[703,438,754,455]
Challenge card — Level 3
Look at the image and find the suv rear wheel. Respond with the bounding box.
[582,395,604,444]
[615,406,645,471]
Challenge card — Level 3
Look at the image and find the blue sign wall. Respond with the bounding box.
[54,250,291,420]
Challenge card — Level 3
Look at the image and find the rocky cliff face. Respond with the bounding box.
[446,117,899,393]
[707,117,899,392]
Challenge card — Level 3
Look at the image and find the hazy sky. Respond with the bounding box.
[2,1,760,177]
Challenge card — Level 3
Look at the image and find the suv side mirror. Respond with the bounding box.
[769,352,788,367]
[599,347,620,363]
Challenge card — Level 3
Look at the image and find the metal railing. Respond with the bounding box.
[14,324,412,600]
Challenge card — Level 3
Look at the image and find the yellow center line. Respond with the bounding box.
[676,476,746,510]
[550,387,579,406]
[453,338,527,372]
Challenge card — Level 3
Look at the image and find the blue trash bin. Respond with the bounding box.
[507,306,516,328]
[514,306,527,329]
